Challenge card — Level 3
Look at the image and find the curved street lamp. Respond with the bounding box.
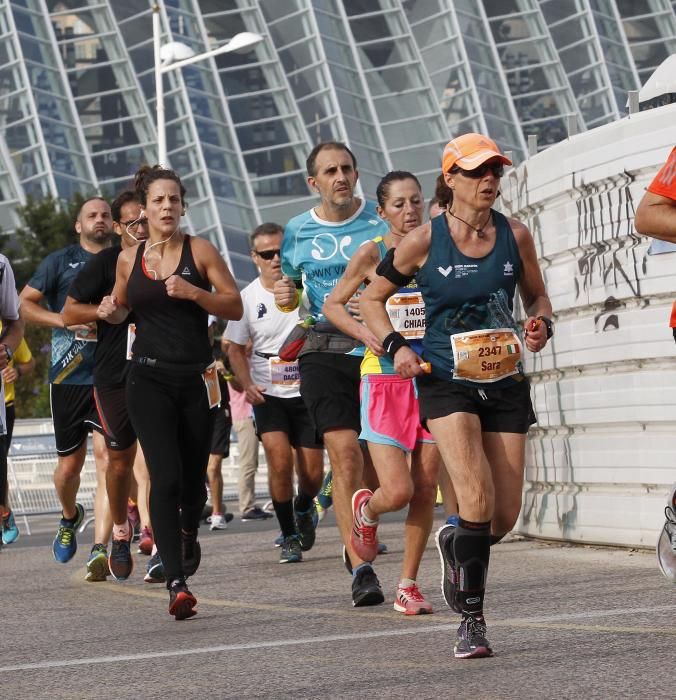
[153,4,263,165]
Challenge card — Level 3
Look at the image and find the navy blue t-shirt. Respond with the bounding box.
[28,244,97,384]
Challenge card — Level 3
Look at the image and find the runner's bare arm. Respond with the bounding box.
[634,190,676,243]
[227,341,265,406]
[511,219,552,352]
[323,242,383,355]
[167,238,243,321]
[102,248,134,324]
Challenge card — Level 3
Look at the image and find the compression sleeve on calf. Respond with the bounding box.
[375,248,415,287]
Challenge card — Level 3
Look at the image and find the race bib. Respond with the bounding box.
[202,361,222,408]
[269,357,300,386]
[386,292,426,340]
[75,324,97,342]
[126,323,136,360]
[451,328,522,383]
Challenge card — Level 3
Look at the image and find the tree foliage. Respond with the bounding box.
[1,194,88,417]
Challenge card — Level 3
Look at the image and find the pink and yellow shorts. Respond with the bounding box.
[359,374,434,452]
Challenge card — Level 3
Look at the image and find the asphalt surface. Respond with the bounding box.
[1,507,674,699]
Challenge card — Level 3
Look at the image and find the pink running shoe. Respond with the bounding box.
[350,489,378,562]
[393,583,433,615]
[138,526,153,556]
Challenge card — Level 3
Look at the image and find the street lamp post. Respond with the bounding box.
[152,3,263,166]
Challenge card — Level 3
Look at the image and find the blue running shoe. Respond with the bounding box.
[274,532,284,547]
[144,552,165,583]
[85,544,110,582]
[1,509,20,545]
[52,503,85,563]
[279,535,302,563]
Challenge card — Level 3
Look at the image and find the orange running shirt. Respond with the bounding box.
[647,147,676,200]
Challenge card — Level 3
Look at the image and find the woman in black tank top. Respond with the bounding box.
[360,134,554,659]
[98,165,242,620]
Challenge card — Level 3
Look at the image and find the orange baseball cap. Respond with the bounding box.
[442,133,512,173]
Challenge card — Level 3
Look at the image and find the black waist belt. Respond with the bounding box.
[132,356,208,373]
[254,351,276,360]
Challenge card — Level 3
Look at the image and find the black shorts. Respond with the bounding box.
[253,394,323,449]
[50,383,102,456]
[94,384,137,451]
[299,352,361,436]
[210,406,232,456]
[417,374,536,434]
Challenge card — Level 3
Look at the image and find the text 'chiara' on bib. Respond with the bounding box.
[386,292,426,340]
[270,357,300,387]
[450,328,522,383]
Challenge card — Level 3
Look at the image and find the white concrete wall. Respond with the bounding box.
[501,104,676,547]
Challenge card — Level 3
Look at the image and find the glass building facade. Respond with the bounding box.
[1,0,675,284]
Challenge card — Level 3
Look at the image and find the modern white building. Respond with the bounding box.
[1,0,675,284]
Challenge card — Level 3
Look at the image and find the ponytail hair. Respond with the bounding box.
[433,174,454,210]
[133,164,187,208]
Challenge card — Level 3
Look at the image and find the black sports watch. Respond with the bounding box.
[537,316,554,339]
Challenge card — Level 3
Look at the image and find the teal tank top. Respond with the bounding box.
[416,210,523,386]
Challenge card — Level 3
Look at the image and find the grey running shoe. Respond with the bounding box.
[351,565,384,607]
[435,524,461,613]
[454,615,493,659]
[109,525,134,581]
[241,507,273,521]
[145,552,165,583]
[279,535,302,563]
[657,485,676,582]
[295,501,318,551]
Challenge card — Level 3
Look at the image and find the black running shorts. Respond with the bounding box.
[298,352,361,436]
[50,383,102,455]
[253,394,323,448]
[417,374,536,434]
[210,406,232,457]
[94,384,137,451]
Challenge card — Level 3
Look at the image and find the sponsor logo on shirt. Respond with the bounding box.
[257,302,267,319]
[503,261,514,275]
[181,266,191,276]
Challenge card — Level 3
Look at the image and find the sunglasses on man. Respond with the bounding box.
[451,162,504,179]
[254,248,281,260]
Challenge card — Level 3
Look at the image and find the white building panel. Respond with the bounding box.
[503,103,676,548]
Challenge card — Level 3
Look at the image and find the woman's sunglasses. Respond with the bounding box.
[452,162,504,179]
[254,248,281,260]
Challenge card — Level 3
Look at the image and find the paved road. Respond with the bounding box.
[1,508,674,699]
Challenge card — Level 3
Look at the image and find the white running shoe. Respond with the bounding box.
[209,513,228,531]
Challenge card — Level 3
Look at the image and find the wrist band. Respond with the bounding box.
[383,331,410,359]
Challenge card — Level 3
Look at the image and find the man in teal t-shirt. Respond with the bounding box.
[274,141,388,608]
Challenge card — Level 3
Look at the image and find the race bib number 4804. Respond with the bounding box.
[451,328,522,383]
[269,357,300,386]
[386,292,426,340]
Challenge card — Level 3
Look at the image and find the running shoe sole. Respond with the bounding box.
[393,601,433,615]
[352,587,385,607]
[454,645,493,659]
[85,552,109,582]
[169,591,197,620]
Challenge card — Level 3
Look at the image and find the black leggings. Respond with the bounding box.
[0,403,16,506]
[127,364,214,583]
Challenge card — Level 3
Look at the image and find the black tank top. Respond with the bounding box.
[127,235,212,366]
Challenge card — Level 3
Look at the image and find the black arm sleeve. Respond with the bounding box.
[375,247,415,287]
